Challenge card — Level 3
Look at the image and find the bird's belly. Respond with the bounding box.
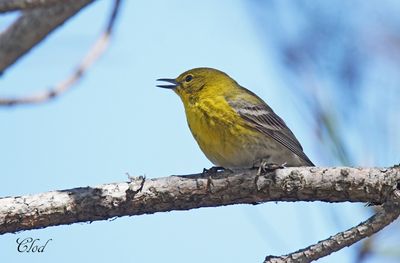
[188,115,267,169]
[188,117,304,169]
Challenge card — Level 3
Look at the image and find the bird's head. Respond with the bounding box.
[157,67,237,103]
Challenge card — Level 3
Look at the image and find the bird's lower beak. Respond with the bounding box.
[156,78,178,89]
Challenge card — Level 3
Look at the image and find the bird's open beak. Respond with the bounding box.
[156,78,178,89]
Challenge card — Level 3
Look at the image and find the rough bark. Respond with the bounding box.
[1,166,399,262]
[1,167,399,235]
[264,205,400,263]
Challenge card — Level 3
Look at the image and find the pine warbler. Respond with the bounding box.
[157,67,314,169]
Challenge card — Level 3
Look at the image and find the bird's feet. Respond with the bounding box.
[257,161,286,175]
[202,166,225,176]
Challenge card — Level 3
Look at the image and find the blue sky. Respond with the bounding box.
[0,1,388,262]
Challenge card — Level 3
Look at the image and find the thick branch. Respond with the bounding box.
[0,0,95,74]
[0,0,63,13]
[1,167,399,236]
[264,205,400,263]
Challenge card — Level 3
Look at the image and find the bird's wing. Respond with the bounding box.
[227,88,314,166]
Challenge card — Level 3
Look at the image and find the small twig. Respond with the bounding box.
[264,205,400,263]
[0,0,62,13]
[0,0,122,107]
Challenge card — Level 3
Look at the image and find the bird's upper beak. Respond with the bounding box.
[156,78,178,89]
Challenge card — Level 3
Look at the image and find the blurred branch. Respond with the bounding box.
[264,205,399,263]
[0,0,122,106]
[0,0,95,75]
[355,237,373,263]
[0,0,63,13]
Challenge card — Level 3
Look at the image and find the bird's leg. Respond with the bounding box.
[257,160,286,175]
[202,166,225,175]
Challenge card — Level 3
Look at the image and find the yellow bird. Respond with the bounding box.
[157,67,314,170]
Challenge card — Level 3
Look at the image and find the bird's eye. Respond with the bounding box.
[185,75,193,82]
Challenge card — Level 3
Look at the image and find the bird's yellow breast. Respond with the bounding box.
[182,95,259,168]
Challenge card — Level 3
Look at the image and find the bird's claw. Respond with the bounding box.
[257,161,286,175]
[202,166,224,175]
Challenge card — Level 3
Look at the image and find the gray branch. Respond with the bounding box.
[1,167,399,234]
[264,205,400,263]
[0,0,95,74]
[0,0,64,12]
[1,167,399,262]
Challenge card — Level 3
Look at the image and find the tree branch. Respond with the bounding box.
[1,167,399,262]
[1,167,399,235]
[0,0,64,13]
[264,205,400,263]
[0,0,122,106]
[0,0,95,74]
